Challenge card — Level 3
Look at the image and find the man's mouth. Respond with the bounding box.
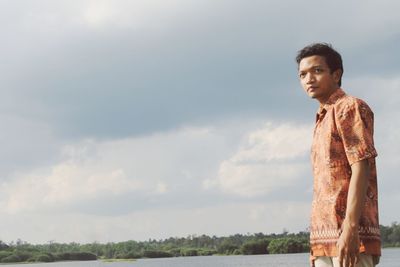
[308,86,318,92]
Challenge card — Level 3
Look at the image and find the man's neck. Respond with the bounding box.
[318,87,340,105]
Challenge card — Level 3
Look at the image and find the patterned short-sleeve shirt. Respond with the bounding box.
[310,88,381,257]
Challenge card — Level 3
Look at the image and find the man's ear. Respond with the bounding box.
[333,69,342,84]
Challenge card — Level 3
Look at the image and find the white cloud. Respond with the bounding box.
[230,123,312,163]
[80,0,195,30]
[216,161,308,197]
[0,119,315,242]
[0,201,310,244]
[155,181,168,194]
[0,124,234,215]
[1,160,141,214]
[84,1,117,28]
[206,123,312,197]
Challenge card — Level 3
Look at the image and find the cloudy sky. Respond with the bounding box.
[0,0,399,244]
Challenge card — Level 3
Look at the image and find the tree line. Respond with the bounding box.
[0,223,399,263]
[0,231,309,263]
[380,222,400,247]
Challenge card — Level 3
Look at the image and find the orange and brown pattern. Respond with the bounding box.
[310,88,381,257]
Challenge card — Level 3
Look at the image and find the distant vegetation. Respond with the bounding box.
[0,248,96,263]
[380,222,400,247]
[1,223,399,263]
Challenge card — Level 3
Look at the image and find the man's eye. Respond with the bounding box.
[299,73,305,78]
[314,68,323,73]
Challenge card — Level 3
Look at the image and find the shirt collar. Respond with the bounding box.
[318,88,346,112]
[316,88,346,122]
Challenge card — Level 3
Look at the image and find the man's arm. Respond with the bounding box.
[337,159,370,267]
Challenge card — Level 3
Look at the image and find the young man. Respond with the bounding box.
[296,43,381,267]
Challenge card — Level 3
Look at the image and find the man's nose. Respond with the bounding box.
[306,73,315,84]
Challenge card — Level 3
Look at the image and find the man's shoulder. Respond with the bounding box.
[334,93,373,114]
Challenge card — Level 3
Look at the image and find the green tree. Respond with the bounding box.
[268,238,308,254]
[217,239,239,254]
[241,239,269,255]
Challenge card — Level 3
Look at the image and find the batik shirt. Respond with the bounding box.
[310,88,381,257]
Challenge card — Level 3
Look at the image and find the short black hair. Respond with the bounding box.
[296,43,344,86]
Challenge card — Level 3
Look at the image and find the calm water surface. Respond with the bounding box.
[1,248,398,267]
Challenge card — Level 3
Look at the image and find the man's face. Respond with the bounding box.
[298,55,341,104]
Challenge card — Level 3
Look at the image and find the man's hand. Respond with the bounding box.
[337,223,360,267]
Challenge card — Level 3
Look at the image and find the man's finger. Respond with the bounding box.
[344,253,353,267]
[355,254,360,264]
[345,254,350,267]
[338,253,344,267]
[349,253,355,267]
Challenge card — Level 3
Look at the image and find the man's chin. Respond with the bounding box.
[308,93,318,99]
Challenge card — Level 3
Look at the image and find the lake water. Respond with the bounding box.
[1,248,399,267]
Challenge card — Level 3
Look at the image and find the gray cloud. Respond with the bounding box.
[7,0,400,139]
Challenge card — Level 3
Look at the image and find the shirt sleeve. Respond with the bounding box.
[335,99,378,165]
